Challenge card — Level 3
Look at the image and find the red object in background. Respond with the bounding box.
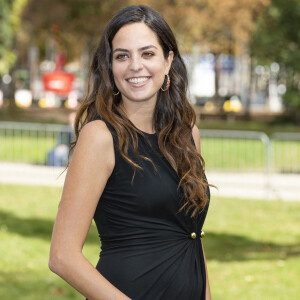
[43,71,74,95]
[55,53,66,70]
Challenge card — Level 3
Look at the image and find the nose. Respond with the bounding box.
[129,55,143,72]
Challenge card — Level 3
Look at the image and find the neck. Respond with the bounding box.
[121,99,156,134]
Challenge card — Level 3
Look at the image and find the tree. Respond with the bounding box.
[154,0,270,107]
[20,0,132,61]
[20,0,270,60]
[0,0,27,75]
[151,0,270,55]
[250,0,300,109]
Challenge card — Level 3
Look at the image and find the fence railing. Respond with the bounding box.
[200,129,271,173]
[0,121,74,167]
[0,122,299,174]
[270,132,300,174]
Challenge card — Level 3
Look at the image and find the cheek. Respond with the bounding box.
[112,63,124,82]
[151,61,167,80]
[156,67,167,84]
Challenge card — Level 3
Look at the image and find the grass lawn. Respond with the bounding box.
[205,196,300,300]
[0,184,300,299]
[1,133,300,173]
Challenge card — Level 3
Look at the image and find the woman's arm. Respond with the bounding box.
[202,244,212,300]
[192,125,212,300]
[49,120,131,300]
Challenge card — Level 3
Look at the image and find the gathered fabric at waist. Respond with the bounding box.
[99,227,204,255]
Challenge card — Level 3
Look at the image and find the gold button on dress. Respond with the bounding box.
[190,232,197,239]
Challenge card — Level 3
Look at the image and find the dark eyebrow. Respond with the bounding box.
[113,45,158,53]
[113,48,129,53]
[140,45,158,51]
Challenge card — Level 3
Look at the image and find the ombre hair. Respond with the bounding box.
[71,5,209,216]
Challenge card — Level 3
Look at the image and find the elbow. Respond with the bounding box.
[48,253,60,274]
[49,247,81,276]
[48,249,66,275]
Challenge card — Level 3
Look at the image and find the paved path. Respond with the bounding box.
[0,162,66,187]
[0,162,299,201]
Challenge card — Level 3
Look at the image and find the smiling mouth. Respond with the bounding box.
[127,77,151,84]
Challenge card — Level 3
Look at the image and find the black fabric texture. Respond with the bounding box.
[87,120,210,300]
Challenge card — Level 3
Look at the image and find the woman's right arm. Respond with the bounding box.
[49,120,131,300]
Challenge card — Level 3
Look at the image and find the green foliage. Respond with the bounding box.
[0,0,28,74]
[250,0,300,108]
[251,0,300,70]
[21,0,128,61]
[1,184,300,299]
[0,0,14,74]
[284,88,300,109]
[20,0,269,60]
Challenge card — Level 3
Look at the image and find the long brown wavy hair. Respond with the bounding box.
[71,5,209,217]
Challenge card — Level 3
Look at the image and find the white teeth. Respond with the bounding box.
[128,77,149,84]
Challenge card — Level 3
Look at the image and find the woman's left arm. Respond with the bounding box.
[192,125,212,300]
[202,244,212,300]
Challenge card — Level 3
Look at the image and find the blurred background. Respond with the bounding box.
[0,0,299,299]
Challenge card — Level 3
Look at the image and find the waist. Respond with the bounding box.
[99,228,204,253]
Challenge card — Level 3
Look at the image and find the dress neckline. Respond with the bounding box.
[129,120,157,137]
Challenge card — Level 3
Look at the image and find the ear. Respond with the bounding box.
[165,51,174,74]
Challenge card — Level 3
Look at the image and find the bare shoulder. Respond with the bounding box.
[78,119,113,146]
[71,119,115,176]
[192,124,201,153]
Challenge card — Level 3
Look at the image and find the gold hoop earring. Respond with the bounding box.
[113,90,120,96]
[161,74,170,92]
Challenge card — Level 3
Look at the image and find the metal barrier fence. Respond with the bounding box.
[0,122,74,167]
[0,121,299,174]
[200,129,271,173]
[270,132,300,174]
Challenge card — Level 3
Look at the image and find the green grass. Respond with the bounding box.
[1,133,300,173]
[0,134,56,164]
[0,184,99,300]
[202,139,265,171]
[202,138,300,173]
[205,197,300,300]
[0,130,72,165]
[0,184,299,299]
[198,119,300,134]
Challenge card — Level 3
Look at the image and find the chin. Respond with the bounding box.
[123,92,158,103]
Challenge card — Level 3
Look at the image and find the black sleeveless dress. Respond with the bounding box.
[90,122,210,300]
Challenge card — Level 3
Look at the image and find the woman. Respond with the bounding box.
[49,5,211,300]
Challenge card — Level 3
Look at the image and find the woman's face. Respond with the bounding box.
[111,22,173,105]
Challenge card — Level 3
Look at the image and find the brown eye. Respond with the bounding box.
[143,52,154,57]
